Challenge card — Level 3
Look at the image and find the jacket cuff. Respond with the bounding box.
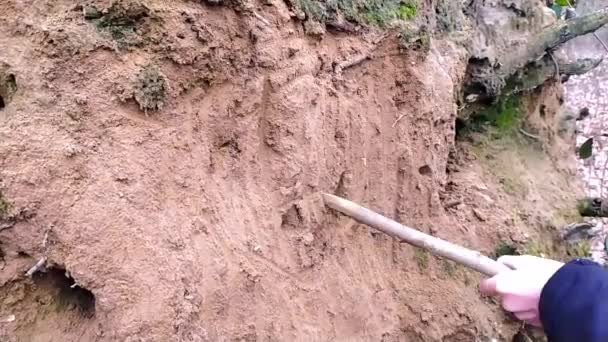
[539,259,608,341]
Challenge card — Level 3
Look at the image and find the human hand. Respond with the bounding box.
[480,255,564,327]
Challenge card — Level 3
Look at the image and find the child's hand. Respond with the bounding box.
[480,255,564,327]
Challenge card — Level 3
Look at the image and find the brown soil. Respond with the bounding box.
[0,1,581,341]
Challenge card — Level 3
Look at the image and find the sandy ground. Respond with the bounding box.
[0,1,582,341]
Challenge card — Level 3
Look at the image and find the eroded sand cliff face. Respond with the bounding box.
[0,1,584,341]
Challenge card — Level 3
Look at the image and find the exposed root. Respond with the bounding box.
[25,257,48,277]
[519,128,540,141]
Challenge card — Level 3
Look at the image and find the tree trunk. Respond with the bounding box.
[466,9,608,101]
[503,56,603,95]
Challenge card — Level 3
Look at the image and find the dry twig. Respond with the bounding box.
[334,33,389,74]
[25,257,47,277]
[392,113,407,127]
[519,128,541,140]
[253,11,271,27]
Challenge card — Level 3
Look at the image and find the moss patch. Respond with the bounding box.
[566,240,591,259]
[87,2,150,47]
[413,247,429,271]
[133,65,167,114]
[296,0,418,27]
[435,0,464,32]
[522,239,552,258]
[399,25,431,52]
[297,0,328,22]
[494,241,519,258]
[475,96,521,132]
[0,191,10,219]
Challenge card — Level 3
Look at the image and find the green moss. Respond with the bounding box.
[494,241,519,258]
[440,259,459,278]
[88,2,149,47]
[398,1,417,20]
[298,0,328,22]
[413,247,429,270]
[133,65,167,114]
[0,191,9,218]
[577,199,596,217]
[295,0,418,27]
[361,0,417,26]
[523,239,551,258]
[557,206,583,225]
[483,96,521,131]
[567,240,591,258]
[459,95,522,138]
[399,25,430,52]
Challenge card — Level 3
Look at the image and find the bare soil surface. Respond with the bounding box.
[0,1,581,341]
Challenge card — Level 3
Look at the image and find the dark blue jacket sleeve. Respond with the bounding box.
[540,259,608,342]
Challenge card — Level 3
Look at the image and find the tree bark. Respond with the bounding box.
[466,9,608,101]
[503,56,603,95]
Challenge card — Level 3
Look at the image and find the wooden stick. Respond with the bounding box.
[322,193,510,276]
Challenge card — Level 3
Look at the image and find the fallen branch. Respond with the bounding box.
[563,0,608,53]
[502,55,603,95]
[561,222,595,242]
[335,54,371,73]
[334,33,388,74]
[467,8,608,100]
[509,8,608,72]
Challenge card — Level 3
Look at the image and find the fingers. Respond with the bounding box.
[480,258,547,328]
[514,310,542,327]
[514,309,537,321]
[502,293,535,312]
[479,276,498,296]
[528,317,542,327]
